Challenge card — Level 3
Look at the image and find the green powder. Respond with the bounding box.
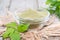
[18,9,48,19]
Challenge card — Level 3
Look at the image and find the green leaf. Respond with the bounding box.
[17,23,30,32]
[6,22,17,27]
[46,0,51,4]
[57,0,60,1]
[46,0,56,4]
[55,7,60,18]
[3,28,14,38]
[9,31,20,40]
[48,10,55,14]
[3,22,29,40]
[46,0,60,18]
[58,6,60,8]
[54,2,60,7]
[6,22,17,29]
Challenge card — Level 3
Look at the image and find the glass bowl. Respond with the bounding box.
[14,9,50,24]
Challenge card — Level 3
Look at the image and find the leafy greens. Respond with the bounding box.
[3,22,30,40]
[46,0,60,18]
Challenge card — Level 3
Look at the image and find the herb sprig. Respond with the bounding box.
[3,22,30,40]
[46,0,60,18]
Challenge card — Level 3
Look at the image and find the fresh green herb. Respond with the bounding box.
[3,28,15,38]
[9,31,20,40]
[6,22,17,29]
[46,0,60,18]
[3,27,20,40]
[3,22,30,40]
[17,23,30,32]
